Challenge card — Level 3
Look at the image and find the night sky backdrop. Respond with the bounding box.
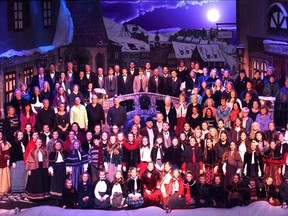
[100,0,236,33]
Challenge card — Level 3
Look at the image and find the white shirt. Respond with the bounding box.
[56,152,64,163]
[157,122,163,132]
[38,151,43,162]
[238,142,247,162]
[176,103,187,118]
[94,180,108,199]
[20,142,25,153]
[111,183,123,200]
[140,147,151,162]
[147,128,154,149]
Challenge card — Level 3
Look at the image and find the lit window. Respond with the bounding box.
[23,67,34,86]
[5,71,16,103]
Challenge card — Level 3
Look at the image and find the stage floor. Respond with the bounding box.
[0,201,287,216]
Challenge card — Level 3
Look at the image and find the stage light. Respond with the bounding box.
[207,9,220,22]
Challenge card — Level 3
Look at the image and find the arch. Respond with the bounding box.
[266,3,288,30]
[63,48,92,71]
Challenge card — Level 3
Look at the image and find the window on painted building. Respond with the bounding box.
[260,62,268,79]
[5,71,16,103]
[115,52,119,60]
[23,67,34,86]
[267,3,288,31]
[7,1,30,31]
[252,59,269,78]
[43,0,52,27]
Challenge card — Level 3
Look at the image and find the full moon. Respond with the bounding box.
[207,9,220,22]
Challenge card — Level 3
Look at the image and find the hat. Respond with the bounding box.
[146,117,154,122]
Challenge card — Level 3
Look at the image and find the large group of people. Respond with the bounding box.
[0,60,288,211]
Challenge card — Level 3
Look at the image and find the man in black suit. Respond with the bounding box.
[104,67,118,98]
[162,66,172,95]
[148,68,164,94]
[186,70,199,93]
[45,63,59,90]
[114,64,121,77]
[139,117,158,148]
[128,61,139,78]
[85,64,96,87]
[66,62,76,90]
[161,122,176,151]
[31,67,47,91]
[170,70,182,97]
[95,67,105,89]
[118,67,133,95]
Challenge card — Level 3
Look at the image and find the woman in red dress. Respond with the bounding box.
[141,162,161,206]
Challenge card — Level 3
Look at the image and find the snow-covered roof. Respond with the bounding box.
[0,0,73,58]
[263,39,288,45]
[172,41,196,59]
[196,45,225,62]
[103,17,169,43]
[108,35,150,52]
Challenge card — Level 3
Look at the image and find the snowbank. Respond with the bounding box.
[2,201,285,216]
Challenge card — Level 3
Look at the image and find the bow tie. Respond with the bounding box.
[51,72,54,74]
[164,132,169,135]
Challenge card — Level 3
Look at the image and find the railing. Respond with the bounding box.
[100,92,179,119]
[258,96,276,121]
[274,101,288,130]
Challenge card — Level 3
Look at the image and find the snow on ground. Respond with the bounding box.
[0,201,287,216]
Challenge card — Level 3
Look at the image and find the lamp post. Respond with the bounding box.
[236,44,245,70]
[38,55,49,68]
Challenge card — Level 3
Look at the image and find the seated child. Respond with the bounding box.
[260,177,280,206]
[166,169,186,210]
[59,179,78,209]
[280,176,288,208]
[183,171,197,206]
[195,174,211,208]
[226,174,246,207]
[94,170,112,209]
[78,173,94,209]
[211,175,226,208]
[245,178,260,205]
[110,170,126,208]
[126,167,144,208]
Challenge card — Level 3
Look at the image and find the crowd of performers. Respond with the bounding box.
[0,61,288,210]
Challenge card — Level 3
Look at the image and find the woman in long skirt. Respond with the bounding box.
[66,139,88,189]
[25,138,50,200]
[203,138,218,184]
[262,139,283,186]
[222,141,243,187]
[0,132,11,196]
[49,140,67,199]
[10,131,26,193]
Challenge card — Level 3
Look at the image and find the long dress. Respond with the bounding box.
[262,149,283,186]
[142,170,161,206]
[25,149,50,200]
[49,151,67,199]
[0,141,11,195]
[10,140,26,193]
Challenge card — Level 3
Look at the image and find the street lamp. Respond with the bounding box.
[236,44,245,70]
